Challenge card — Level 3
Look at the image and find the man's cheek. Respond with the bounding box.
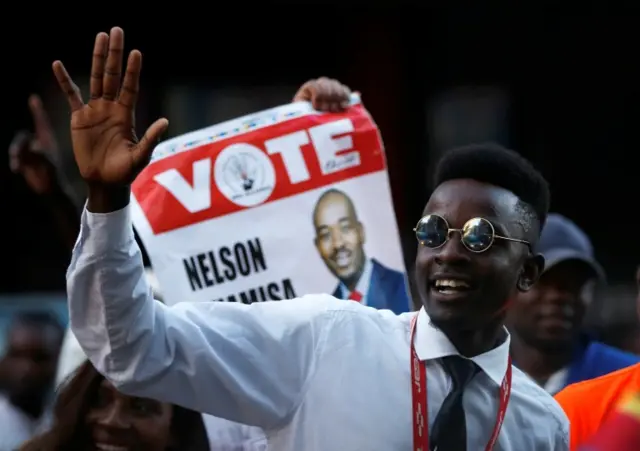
[319,245,333,261]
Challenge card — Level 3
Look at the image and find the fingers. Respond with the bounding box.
[293,77,352,112]
[90,32,108,99]
[118,50,141,109]
[52,61,84,112]
[103,27,124,101]
[28,95,55,143]
[322,77,351,111]
[132,118,169,168]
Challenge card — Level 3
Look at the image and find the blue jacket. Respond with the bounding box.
[332,259,410,314]
[566,336,640,386]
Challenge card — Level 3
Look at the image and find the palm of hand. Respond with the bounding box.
[53,27,168,187]
[23,163,55,195]
[9,134,57,195]
[70,100,139,185]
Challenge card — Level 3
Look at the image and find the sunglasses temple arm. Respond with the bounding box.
[498,236,533,253]
[497,236,528,244]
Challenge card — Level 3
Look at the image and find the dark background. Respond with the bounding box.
[3,11,638,292]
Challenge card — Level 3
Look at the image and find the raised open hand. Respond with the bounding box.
[9,95,61,195]
[52,27,168,187]
[293,77,354,112]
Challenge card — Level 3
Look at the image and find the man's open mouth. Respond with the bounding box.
[333,250,352,268]
[429,277,476,296]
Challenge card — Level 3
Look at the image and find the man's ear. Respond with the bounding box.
[517,253,545,292]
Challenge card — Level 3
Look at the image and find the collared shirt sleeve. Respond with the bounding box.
[54,327,87,388]
[203,414,267,451]
[556,417,570,450]
[67,205,338,430]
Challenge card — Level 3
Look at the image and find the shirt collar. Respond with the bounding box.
[542,366,570,395]
[413,308,511,386]
[339,258,374,301]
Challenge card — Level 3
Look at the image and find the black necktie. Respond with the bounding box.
[430,355,478,451]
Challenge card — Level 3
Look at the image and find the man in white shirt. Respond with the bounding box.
[56,27,569,450]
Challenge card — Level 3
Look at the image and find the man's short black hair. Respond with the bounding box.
[433,143,550,236]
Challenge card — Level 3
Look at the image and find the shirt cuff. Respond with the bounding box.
[80,203,134,254]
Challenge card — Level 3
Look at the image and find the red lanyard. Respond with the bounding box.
[410,314,512,451]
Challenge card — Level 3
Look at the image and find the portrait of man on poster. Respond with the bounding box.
[312,189,410,314]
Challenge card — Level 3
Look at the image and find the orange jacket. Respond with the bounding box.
[554,363,640,450]
[577,390,640,450]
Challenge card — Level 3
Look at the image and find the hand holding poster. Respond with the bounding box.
[131,95,411,313]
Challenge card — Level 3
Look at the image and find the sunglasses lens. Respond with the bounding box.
[462,218,494,252]
[415,215,449,248]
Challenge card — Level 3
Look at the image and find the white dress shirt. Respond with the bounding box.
[0,394,46,450]
[56,300,266,451]
[67,205,569,451]
[338,258,374,305]
[55,327,87,388]
[542,367,569,396]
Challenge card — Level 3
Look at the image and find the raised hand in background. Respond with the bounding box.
[9,95,61,195]
[52,26,168,213]
[8,94,80,250]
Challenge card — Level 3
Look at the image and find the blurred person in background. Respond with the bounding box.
[0,312,63,449]
[555,263,640,450]
[9,95,267,450]
[507,214,638,394]
[21,360,211,451]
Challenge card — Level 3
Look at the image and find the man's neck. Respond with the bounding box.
[441,323,505,357]
[510,335,573,384]
[343,259,366,292]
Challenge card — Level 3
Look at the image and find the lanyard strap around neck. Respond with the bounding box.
[410,314,512,451]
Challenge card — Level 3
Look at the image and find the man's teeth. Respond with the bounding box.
[434,279,470,289]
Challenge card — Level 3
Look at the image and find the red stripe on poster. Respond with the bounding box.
[132,104,386,235]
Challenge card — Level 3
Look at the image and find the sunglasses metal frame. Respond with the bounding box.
[413,214,532,253]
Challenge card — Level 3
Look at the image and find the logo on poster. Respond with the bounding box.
[214,143,276,207]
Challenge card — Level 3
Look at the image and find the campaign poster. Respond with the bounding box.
[131,95,410,313]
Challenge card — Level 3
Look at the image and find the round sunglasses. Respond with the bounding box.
[413,214,531,253]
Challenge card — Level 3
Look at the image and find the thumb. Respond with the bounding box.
[293,81,313,103]
[9,131,32,172]
[292,89,310,103]
[9,131,32,156]
[132,118,169,168]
